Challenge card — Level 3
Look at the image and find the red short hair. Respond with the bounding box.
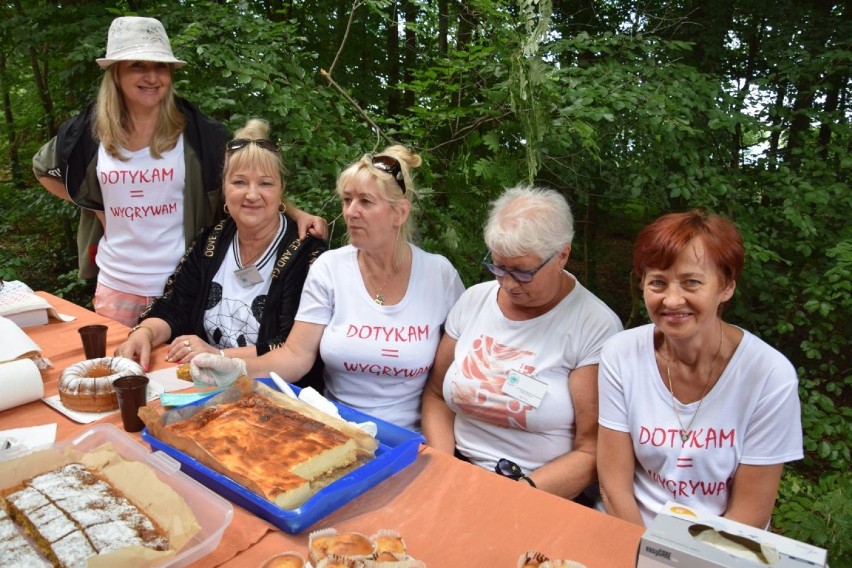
[633,209,744,285]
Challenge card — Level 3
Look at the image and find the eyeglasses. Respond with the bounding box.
[226,138,279,154]
[371,155,406,194]
[482,251,555,283]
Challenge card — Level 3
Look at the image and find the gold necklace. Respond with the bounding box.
[372,274,392,305]
[665,322,723,443]
[360,254,395,305]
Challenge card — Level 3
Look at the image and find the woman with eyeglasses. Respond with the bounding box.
[115,119,326,391]
[189,145,465,431]
[33,16,324,328]
[420,186,622,501]
[597,211,802,528]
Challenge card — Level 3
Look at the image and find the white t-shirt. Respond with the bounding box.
[443,276,623,473]
[205,215,286,348]
[598,324,804,525]
[296,244,465,430]
[95,137,186,296]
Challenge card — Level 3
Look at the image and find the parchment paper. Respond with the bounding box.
[0,442,201,566]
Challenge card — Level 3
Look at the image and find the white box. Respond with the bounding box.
[637,501,827,568]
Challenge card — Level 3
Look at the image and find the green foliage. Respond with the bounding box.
[775,470,852,566]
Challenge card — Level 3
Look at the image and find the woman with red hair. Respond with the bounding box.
[597,210,803,528]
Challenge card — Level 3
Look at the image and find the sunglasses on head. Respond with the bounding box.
[226,138,279,154]
[371,155,406,194]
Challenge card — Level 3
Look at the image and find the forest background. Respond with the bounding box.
[0,0,848,562]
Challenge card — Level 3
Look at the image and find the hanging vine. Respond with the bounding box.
[510,0,553,183]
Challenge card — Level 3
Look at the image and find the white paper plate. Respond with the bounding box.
[41,381,163,424]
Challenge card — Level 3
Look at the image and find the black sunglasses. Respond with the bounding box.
[226,138,279,154]
[482,251,555,283]
[371,155,406,194]
[495,458,536,487]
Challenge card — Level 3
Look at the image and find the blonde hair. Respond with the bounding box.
[93,64,185,161]
[222,119,287,205]
[336,145,421,263]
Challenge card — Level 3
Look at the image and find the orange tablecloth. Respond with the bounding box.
[1,292,645,567]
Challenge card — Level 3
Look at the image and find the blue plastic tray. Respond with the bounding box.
[141,379,424,534]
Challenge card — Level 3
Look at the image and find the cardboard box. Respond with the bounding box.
[637,501,827,568]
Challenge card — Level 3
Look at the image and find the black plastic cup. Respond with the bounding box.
[78,324,108,359]
[112,375,149,432]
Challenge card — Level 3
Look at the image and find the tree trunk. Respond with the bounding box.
[732,15,764,170]
[438,0,448,58]
[402,0,416,110]
[12,0,56,136]
[816,69,843,161]
[767,83,786,172]
[0,51,22,186]
[785,0,833,166]
[387,1,401,115]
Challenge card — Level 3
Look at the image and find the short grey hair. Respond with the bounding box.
[483,186,574,259]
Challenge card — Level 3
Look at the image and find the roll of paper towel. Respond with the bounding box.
[0,358,44,411]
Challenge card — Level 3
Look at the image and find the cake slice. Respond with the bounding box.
[0,505,52,567]
[1,463,170,566]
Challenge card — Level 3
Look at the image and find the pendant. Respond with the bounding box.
[374,293,385,306]
[680,431,690,442]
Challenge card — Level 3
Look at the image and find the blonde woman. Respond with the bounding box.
[191,146,465,431]
[33,16,324,327]
[115,119,326,396]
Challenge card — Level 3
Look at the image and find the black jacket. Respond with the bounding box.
[142,216,327,391]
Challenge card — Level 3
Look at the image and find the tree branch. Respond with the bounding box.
[322,0,396,147]
[319,69,395,147]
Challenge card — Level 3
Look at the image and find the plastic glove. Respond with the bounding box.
[190,353,247,388]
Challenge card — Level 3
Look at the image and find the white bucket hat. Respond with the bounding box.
[96,16,186,69]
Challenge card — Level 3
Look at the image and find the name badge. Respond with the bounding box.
[501,370,548,408]
[234,266,264,287]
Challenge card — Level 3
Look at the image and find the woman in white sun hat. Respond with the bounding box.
[33,16,326,327]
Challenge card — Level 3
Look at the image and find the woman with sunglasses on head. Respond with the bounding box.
[420,186,622,501]
[190,145,465,431]
[33,16,325,328]
[597,211,802,528]
[115,119,326,390]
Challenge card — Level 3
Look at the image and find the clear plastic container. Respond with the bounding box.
[4,423,234,567]
[143,379,425,534]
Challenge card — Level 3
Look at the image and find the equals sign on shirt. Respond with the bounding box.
[129,189,145,198]
[676,457,694,468]
[381,348,399,358]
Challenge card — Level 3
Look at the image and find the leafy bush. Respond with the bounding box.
[775,470,852,566]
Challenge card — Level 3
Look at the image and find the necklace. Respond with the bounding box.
[665,322,723,443]
[373,276,390,306]
[369,271,393,306]
[233,215,284,269]
[360,253,395,305]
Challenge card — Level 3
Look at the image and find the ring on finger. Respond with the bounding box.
[187,346,193,352]
[183,340,190,347]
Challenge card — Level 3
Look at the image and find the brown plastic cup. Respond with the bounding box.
[78,324,108,359]
[112,375,149,432]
